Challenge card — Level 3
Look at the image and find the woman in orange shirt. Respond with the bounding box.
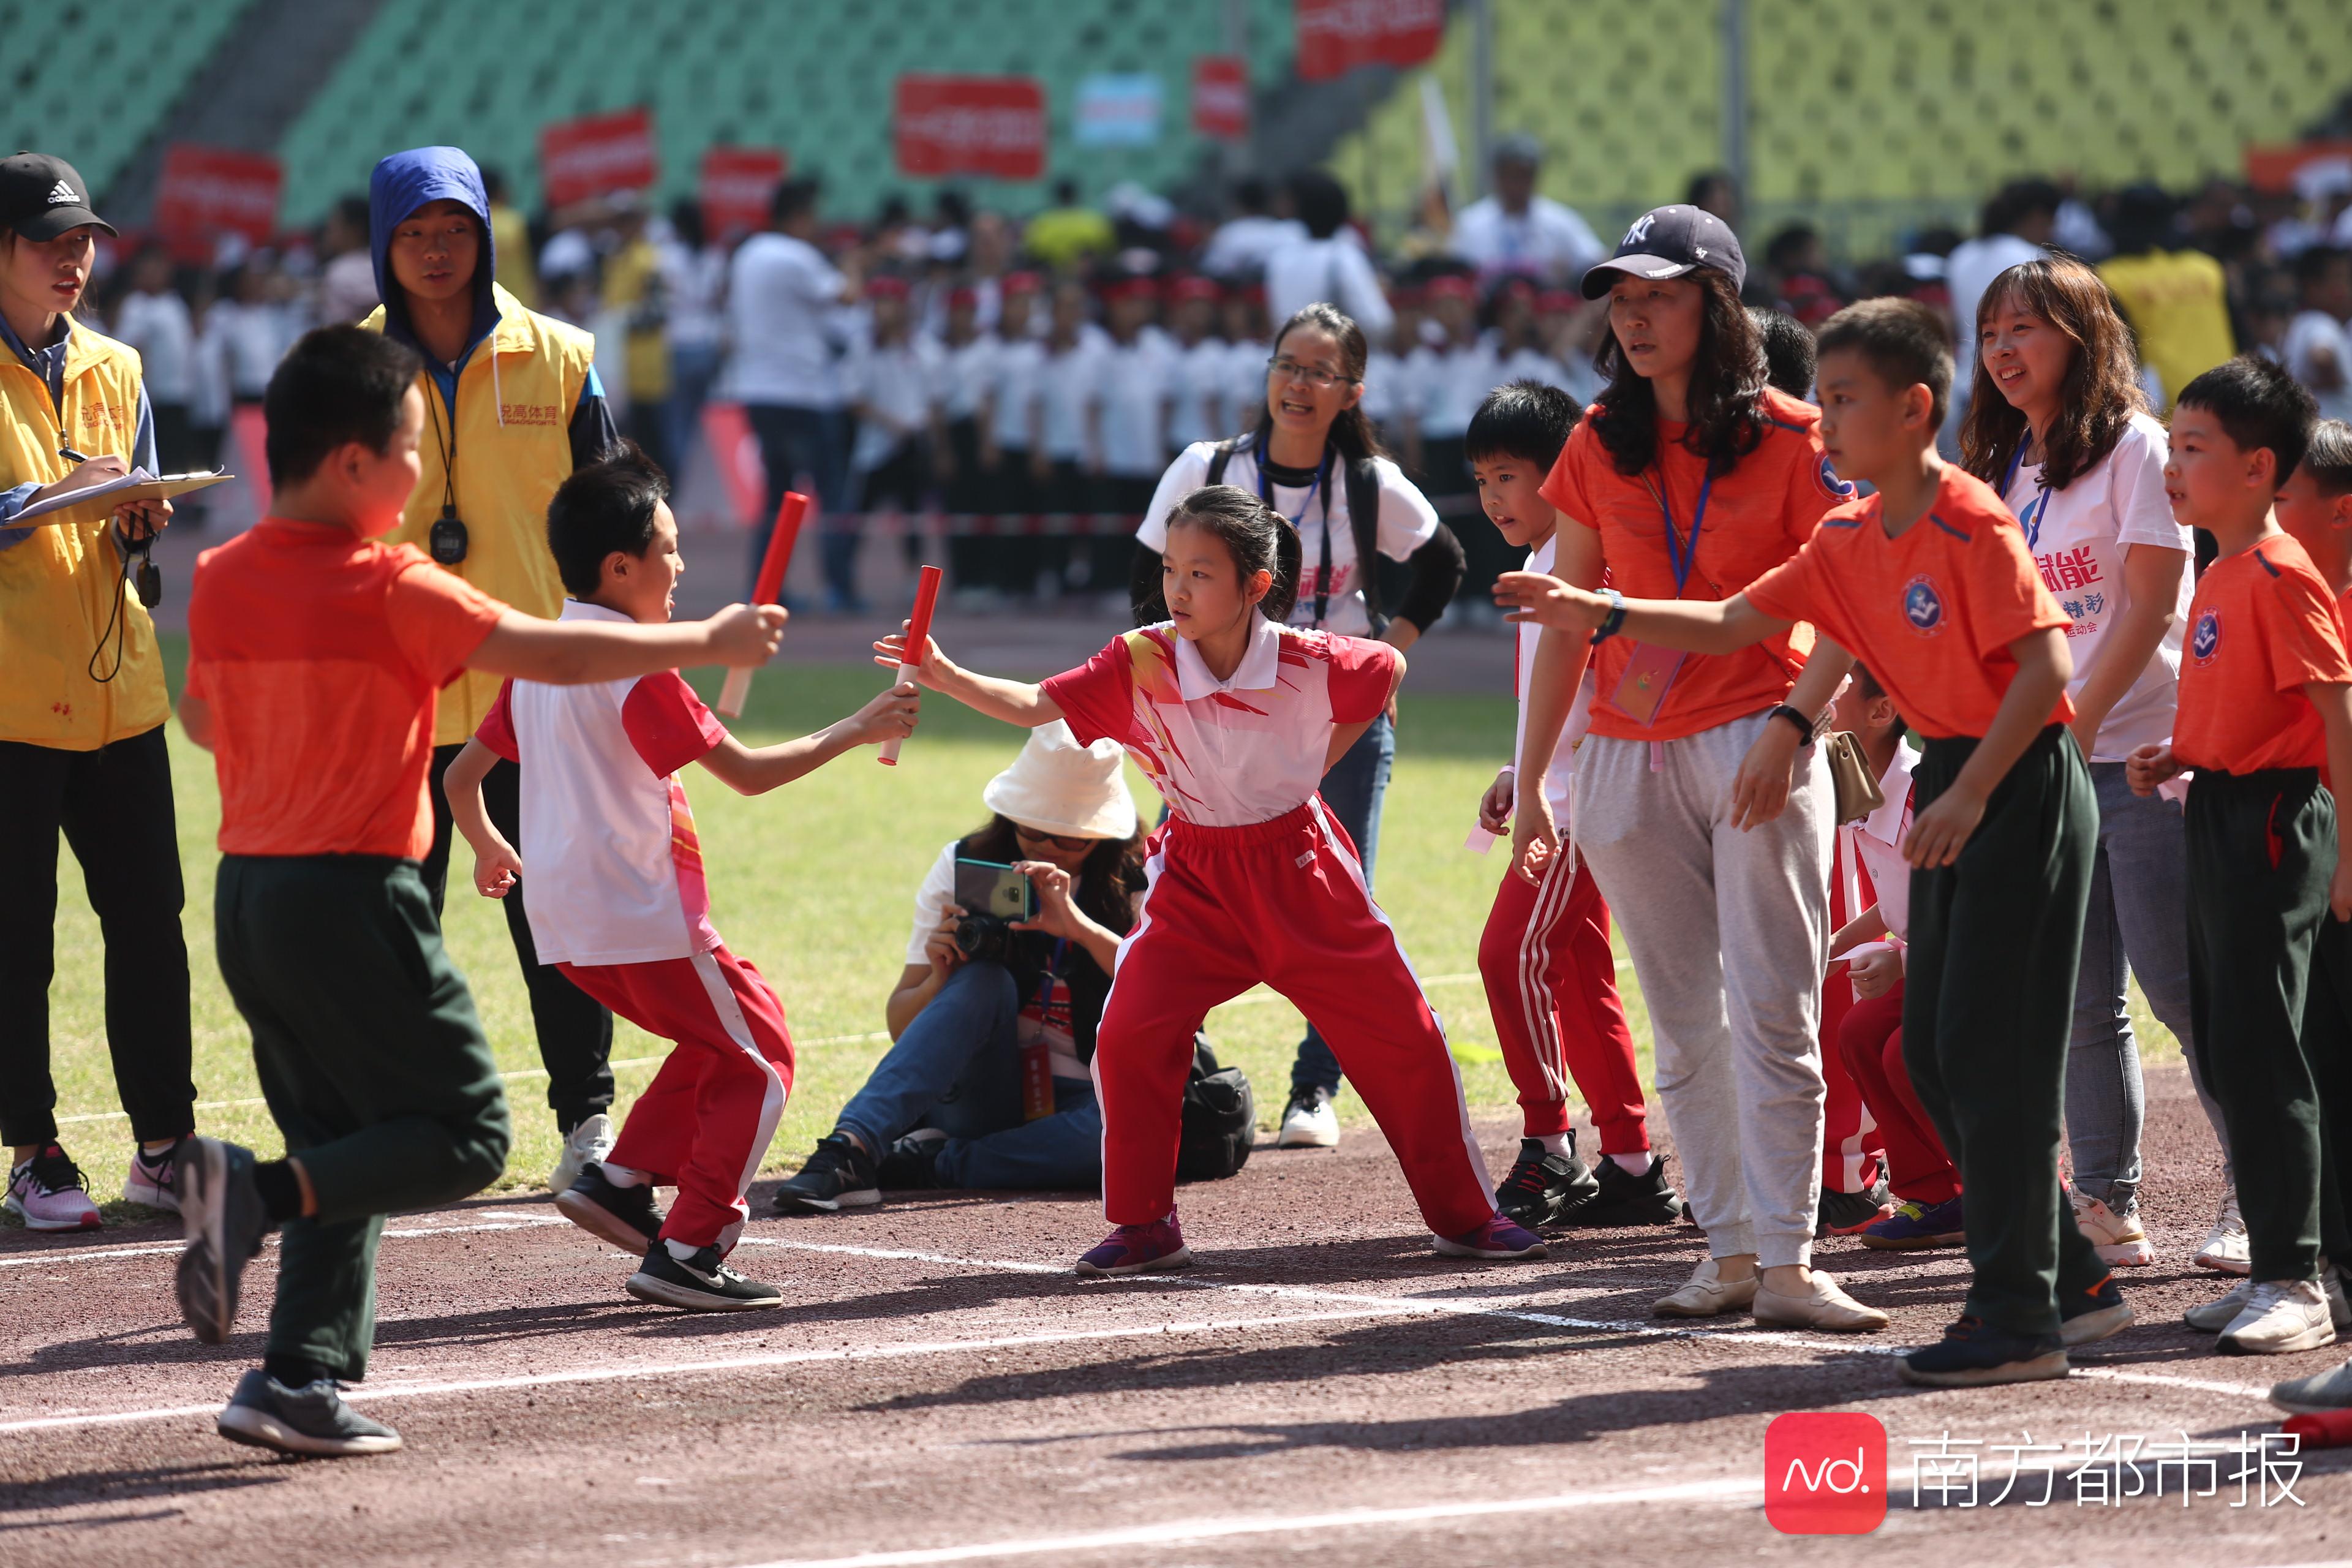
[1512,206,1880,1332]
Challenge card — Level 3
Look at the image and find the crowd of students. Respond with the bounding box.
[14,132,2352,1458]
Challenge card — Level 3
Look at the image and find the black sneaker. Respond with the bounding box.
[554,1161,665,1251]
[876,1129,948,1191]
[1816,1175,1894,1237]
[1494,1134,1600,1227]
[1897,1315,2070,1387]
[771,1133,880,1213]
[1568,1153,1686,1227]
[217,1368,401,1457]
[626,1239,785,1311]
[2059,1272,2136,1348]
[175,1137,273,1345]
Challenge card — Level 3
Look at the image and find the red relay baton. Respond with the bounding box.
[717,491,809,717]
[2281,1410,2352,1450]
[879,564,943,766]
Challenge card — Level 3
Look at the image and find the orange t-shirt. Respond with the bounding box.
[186,518,507,858]
[2170,533,2352,775]
[1540,388,1850,741]
[1744,465,2074,739]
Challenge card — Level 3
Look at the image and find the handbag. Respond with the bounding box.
[1822,730,1887,825]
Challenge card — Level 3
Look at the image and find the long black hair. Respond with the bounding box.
[1163,483,1303,624]
[960,815,1147,936]
[1241,302,1390,465]
[1589,270,1770,478]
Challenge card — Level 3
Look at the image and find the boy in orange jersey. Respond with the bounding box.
[1498,297,2132,1387]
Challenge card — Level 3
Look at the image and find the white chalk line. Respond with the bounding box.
[0,1210,569,1269]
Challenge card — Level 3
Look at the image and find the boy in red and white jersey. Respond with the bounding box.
[445,443,919,1312]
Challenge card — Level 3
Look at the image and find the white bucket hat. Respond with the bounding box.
[982,722,1139,842]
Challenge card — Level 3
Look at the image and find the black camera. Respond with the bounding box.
[954,913,1016,967]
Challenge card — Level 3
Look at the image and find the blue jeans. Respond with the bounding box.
[2068,760,2230,1209]
[834,961,1101,1191]
[742,402,849,603]
[1290,712,1396,1097]
[665,340,722,484]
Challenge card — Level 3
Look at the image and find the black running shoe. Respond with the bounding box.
[1568,1153,1685,1227]
[1816,1175,1894,1237]
[2059,1272,2136,1348]
[554,1161,665,1251]
[217,1368,401,1457]
[876,1130,947,1191]
[771,1133,880,1213]
[175,1137,273,1346]
[1494,1134,1600,1227]
[626,1240,785,1311]
[1897,1315,2069,1387]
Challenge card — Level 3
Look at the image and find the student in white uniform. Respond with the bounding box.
[981,273,1047,595]
[1360,282,1424,452]
[1095,276,1174,596]
[1410,274,1502,608]
[1164,275,1228,456]
[1131,302,1464,1147]
[842,276,941,584]
[1030,277,1106,598]
[935,285,997,596]
[1263,170,1392,343]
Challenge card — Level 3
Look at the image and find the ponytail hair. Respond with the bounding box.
[1163,484,1302,625]
[1243,302,1390,465]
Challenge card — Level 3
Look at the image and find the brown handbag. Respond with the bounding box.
[1823,730,1887,825]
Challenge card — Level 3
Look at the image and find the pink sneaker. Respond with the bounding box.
[1074,1213,1192,1276]
[1434,1212,1548,1261]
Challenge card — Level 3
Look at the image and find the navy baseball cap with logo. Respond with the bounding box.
[1580,204,1744,299]
[0,153,116,241]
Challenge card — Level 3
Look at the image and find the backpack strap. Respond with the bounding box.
[1204,437,1242,488]
[1344,456,1387,631]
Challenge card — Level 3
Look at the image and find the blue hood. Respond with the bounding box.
[369,146,501,355]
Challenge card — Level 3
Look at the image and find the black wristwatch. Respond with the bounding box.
[1767,703,1817,742]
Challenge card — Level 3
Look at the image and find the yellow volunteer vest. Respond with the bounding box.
[0,320,169,750]
[363,283,595,745]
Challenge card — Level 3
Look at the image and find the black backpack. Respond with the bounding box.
[1176,1036,1256,1182]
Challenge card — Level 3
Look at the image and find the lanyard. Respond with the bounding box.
[1256,438,1336,627]
[1642,469,1713,597]
[1035,938,1069,1019]
[2002,440,2051,548]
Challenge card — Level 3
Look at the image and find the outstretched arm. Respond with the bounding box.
[472,603,786,685]
[1493,572,1792,656]
[698,682,922,795]
[873,629,1065,728]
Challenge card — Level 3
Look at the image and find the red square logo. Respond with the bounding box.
[1765,1411,1887,1534]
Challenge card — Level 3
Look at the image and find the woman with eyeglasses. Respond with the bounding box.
[773,724,1147,1210]
[1129,301,1464,1150]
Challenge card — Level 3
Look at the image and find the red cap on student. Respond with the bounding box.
[865,274,912,300]
[1001,270,1044,296]
[1392,282,1427,307]
[1167,273,1221,304]
[1536,288,1580,314]
[946,285,979,309]
[1425,274,1476,301]
[1101,273,1158,301]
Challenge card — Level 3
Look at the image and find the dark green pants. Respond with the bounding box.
[2187,767,2335,1283]
[2299,912,2352,1264]
[214,854,512,1381]
[1905,726,2103,1338]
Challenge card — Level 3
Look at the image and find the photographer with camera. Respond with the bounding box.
[773,724,1146,1210]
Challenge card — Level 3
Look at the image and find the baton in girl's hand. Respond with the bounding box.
[718,491,810,717]
[878,564,943,766]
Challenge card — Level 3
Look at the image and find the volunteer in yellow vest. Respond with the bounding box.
[362,146,623,1190]
[0,153,197,1234]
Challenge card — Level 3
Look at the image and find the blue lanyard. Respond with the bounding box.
[1255,438,1336,627]
[1035,938,1069,1019]
[2002,441,2051,549]
[1643,470,1714,597]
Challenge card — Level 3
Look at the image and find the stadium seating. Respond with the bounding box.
[0,0,256,197]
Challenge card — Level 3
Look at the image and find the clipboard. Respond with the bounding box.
[1,470,233,529]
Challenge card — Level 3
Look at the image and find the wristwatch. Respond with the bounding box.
[1767,703,1817,742]
[1589,587,1627,646]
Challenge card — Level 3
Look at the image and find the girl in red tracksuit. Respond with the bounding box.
[876,483,1542,1274]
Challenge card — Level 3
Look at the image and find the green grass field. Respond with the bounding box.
[29,634,2183,1212]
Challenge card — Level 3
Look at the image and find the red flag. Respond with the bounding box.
[894,76,1047,181]
[1294,0,1447,81]
[540,108,657,210]
[153,147,282,263]
[1192,58,1250,142]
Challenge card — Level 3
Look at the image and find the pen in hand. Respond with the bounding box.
[58,445,91,463]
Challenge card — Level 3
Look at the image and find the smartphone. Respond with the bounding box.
[953,858,1038,921]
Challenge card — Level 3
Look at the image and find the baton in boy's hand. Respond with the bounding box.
[718,491,810,717]
[879,564,943,766]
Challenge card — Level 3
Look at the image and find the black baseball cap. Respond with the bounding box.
[1580,204,1743,299]
[0,153,115,241]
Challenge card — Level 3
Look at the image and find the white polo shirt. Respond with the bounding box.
[987,334,1046,451]
[1839,739,1920,943]
[1168,336,1231,451]
[1098,332,1175,477]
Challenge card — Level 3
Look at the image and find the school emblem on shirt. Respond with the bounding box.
[1902,575,1945,636]
[1816,454,1856,500]
[2192,607,2220,666]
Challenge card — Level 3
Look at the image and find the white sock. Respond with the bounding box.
[1611,1153,1652,1175]
[601,1163,647,1188]
[663,1237,703,1262]
[1536,1133,1572,1158]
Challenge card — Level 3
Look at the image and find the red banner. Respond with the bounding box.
[2246,140,2352,196]
[540,107,657,211]
[699,146,788,243]
[894,75,1047,181]
[1295,0,1446,81]
[151,146,281,262]
[1192,57,1250,141]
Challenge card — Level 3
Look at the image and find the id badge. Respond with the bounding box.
[1605,642,1686,727]
[1019,1030,1055,1121]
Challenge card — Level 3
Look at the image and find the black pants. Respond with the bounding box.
[2188,766,2338,1282]
[1905,726,2105,1338]
[941,417,990,590]
[421,744,613,1131]
[1090,474,1158,596]
[216,854,510,1381]
[0,728,194,1148]
[987,447,1042,595]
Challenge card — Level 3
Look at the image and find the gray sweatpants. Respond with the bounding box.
[1572,709,1834,1268]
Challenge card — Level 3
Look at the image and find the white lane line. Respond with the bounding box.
[727,1478,1762,1568]
[0,1306,1413,1435]
[0,1212,568,1269]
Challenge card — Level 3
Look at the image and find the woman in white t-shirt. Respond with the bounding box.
[1129,301,1464,1147]
[1963,255,2235,1272]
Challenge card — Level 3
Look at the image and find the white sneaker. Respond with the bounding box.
[2185,1278,2255,1332]
[2193,1191,2250,1275]
[5,1144,102,1231]
[1276,1088,1340,1150]
[548,1114,616,1194]
[2068,1188,2154,1267]
[2218,1278,2337,1356]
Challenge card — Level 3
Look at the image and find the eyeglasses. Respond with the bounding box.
[1267,355,1357,390]
[1014,824,1101,853]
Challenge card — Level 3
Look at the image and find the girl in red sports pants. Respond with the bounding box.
[878,484,1540,1274]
